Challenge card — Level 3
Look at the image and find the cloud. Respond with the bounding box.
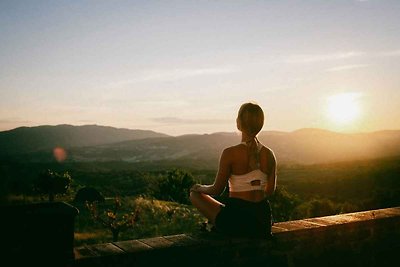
[108,66,239,87]
[285,49,400,64]
[285,51,364,63]
[379,49,400,57]
[152,117,231,125]
[326,64,370,72]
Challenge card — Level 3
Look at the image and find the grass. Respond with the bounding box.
[72,196,205,246]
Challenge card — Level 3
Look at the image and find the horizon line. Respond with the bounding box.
[1,123,399,137]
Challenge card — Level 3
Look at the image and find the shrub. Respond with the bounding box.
[86,197,140,242]
[152,169,196,204]
[34,169,72,202]
[269,185,300,222]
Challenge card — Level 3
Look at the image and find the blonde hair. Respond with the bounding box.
[237,102,265,170]
[237,102,264,137]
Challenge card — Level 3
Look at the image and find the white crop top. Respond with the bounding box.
[229,169,268,192]
[228,140,268,192]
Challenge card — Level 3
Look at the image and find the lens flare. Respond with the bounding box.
[53,147,67,162]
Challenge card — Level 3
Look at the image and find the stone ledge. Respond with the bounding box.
[73,207,400,267]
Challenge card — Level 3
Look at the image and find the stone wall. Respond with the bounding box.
[73,207,400,267]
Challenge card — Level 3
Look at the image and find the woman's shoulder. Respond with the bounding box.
[260,144,274,154]
[223,144,243,154]
[221,144,246,158]
[259,144,277,161]
[223,142,274,153]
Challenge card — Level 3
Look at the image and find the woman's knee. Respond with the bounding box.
[189,191,200,204]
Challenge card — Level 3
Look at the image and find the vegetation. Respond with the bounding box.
[1,156,400,246]
[86,197,140,242]
[151,169,197,204]
[74,196,203,245]
[34,169,72,202]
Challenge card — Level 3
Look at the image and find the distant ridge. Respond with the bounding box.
[1,125,400,166]
[258,128,400,165]
[291,128,339,134]
[71,127,400,166]
[0,124,169,155]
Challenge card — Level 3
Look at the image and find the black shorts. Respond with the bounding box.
[215,197,272,239]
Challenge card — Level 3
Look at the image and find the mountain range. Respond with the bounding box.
[0,124,168,155]
[1,125,400,166]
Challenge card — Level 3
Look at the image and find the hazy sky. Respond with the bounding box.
[1,0,399,135]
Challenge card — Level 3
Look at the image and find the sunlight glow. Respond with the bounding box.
[327,93,361,124]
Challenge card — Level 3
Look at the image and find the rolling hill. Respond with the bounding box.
[69,128,400,166]
[258,128,400,165]
[0,124,169,155]
[1,125,400,166]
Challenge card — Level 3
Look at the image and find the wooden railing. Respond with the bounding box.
[73,207,400,267]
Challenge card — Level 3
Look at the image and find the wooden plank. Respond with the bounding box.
[89,243,124,256]
[113,239,152,253]
[272,225,289,233]
[74,246,98,259]
[342,211,376,221]
[138,236,174,249]
[319,214,358,224]
[307,215,365,226]
[302,218,328,227]
[163,234,199,246]
[310,207,400,225]
[370,208,400,218]
[274,220,323,231]
[307,217,341,226]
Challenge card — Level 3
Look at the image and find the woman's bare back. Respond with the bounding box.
[226,143,275,202]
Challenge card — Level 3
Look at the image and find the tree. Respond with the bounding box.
[153,169,196,204]
[74,187,105,203]
[293,198,339,219]
[269,185,300,222]
[34,169,72,202]
[86,197,140,242]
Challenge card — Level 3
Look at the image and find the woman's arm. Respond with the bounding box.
[191,148,231,196]
[265,150,277,197]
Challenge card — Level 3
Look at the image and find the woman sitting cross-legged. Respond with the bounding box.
[190,102,277,239]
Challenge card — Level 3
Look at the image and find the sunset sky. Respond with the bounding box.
[1,0,399,136]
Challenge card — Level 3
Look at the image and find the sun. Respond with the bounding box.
[326,93,361,124]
